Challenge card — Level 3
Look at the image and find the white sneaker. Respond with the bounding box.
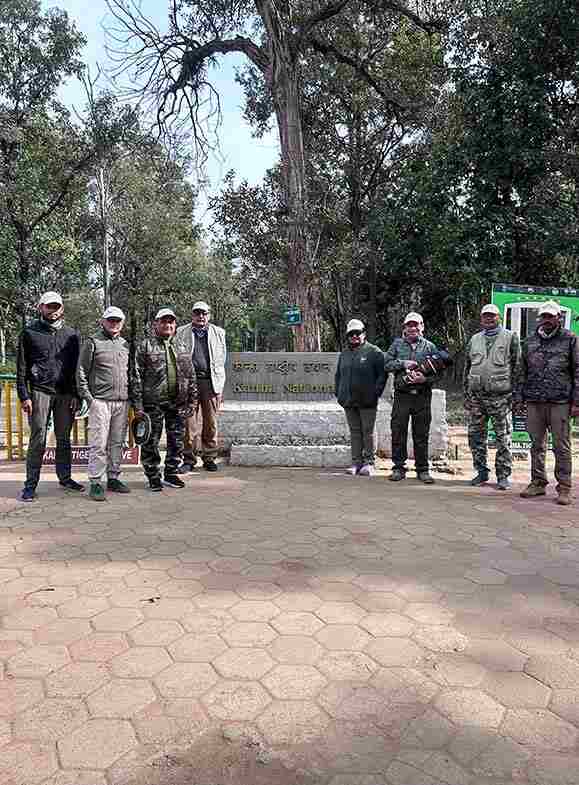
[346,465,360,476]
[358,464,375,477]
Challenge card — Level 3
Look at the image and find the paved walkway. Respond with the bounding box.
[0,462,579,785]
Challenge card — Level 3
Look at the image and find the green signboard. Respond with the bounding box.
[285,307,302,326]
[491,283,579,448]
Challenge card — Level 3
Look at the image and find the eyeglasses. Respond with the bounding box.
[192,310,208,316]
[348,331,363,337]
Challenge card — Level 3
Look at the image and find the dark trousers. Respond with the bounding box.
[526,402,572,490]
[141,403,185,479]
[344,406,378,465]
[25,389,75,489]
[391,390,432,473]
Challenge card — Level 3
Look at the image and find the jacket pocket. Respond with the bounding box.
[468,373,483,393]
[488,374,511,394]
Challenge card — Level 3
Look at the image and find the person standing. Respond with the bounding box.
[384,312,439,484]
[464,304,520,490]
[176,301,226,473]
[16,291,84,501]
[515,300,579,505]
[335,319,386,476]
[132,308,197,491]
[76,306,132,501]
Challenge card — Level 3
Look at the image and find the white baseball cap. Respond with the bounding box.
[346,319,365,333]
[403,311,423,324]
[155,308,176,320]
[538,300,561,316]
[38,291,63,306]
[102,306,125,320]
[192,301,210,313]
[481,304,500,315]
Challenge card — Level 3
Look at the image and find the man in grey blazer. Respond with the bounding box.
[176,301,227,473]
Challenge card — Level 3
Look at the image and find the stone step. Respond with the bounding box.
[229,444,351,468]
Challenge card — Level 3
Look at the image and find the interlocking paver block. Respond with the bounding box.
[471,736,532,779]
[7,644,69,677]
[256,700,330,744]
[366,637,425,667]
[230,600,281,621]
[435,688,505,728]
[316,602,366,624]
[262,664,327,699]
[69,633,128,662]
[58,718,137,769]
[129,619,185,646]
[507,628,569,655]
[371,667,439,704]
[154,662,218,697]
[466,638,528,671]
[550,690,579,725]
[58,596,110,618]
[425,654,487,687]
[404,603,455,625]
[87,678,157,718]
[111,646,172,678]
[235,581,282,600]
[35,619,92,645]
[527,754,579,785]
[0,678,44,716]
[213,647,275,679]
[525,655,579,688]
[268,635,325,665]
[413,625,469,653]
[0,740,58,784]
[316,624,371,651]
[359,612,415,637]
[13,698,88,742]
[502,708,578,749]
[169,633,228,662]
[483,671,551,708]
[318,651,378,681]
[401,708,455,749]
[2,606,58,629]
[45,662,110,697]
[271,612,325,636]
[202,680,271,720]
[273,592,323,612]
[222,622,277,646]
[195,590,239,609]
[92,607,144,631]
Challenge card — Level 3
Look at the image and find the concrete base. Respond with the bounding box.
[229,444,351,468]
[221,393,448,459]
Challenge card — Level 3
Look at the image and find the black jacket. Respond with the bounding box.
[334,342,386,408]
[515,327,579,405]
[16,319,80,401]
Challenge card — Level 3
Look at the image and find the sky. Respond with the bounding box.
[42,0,279,222]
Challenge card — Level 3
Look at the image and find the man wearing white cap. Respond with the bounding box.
[132,308,197,491]
[464,303,520,490]
[77,306,132,501]
[384,312,439,483]
[515,300,579,505]
[16,291,84,501]
[176,301,226,473]
[334,319,386,476]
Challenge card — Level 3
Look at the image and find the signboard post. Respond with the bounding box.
[491,283,579,449]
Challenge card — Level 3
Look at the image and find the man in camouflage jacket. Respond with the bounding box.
[131,308,197,491]
[515,300,579,506]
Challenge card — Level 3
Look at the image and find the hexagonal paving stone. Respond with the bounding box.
[195,590,239,610]
[506,628,569,656]
[87,678,157,718]
[168,633,228,662]
[222,622,277,647]
[154,662,219,697]
[435,688,505,728]
[0,678,44,717]
[413,626,469,653]
[465,567,508,584]
[482,671,551,708]
[317,651,378,681]
[371,667,439,705]
[262,665,327,699]
[129,619,185,646]
[7,644,70,677]
[143,598,197,619]
[213,648,274,679]
[404,603,455,625]
[235,581,282,600]
[2,606,58,629]
[69,633,128,662]
[425,654,487,687]
[209,557,250,573]
[471,736,532,779]
[181,609,233,634]
[401,708,456,750]
[551,690,579,725]
[0,740,58,784]
[359,612,415,637]
[256,701,330,744]
[316,624,371,651]
[365,637,425,667]
[525,655,579,688]
[58,596,110,618]
[527,754,579,785]
[58,718,137,769]
[45,662,110,697]
[35,619,92,645]
[466,638,528,671]
[202,680,271,720]
[271,612,325,636]
[356,591,405,612]
[502,708,578,749]
[111,646,172,678]
[92,607,144,632]
[230,600,281,621]
[268,635,325,665]
[13,698,88,742]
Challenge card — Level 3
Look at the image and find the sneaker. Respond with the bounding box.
[556,489,572,506]
[389,469,406,482]
[164,475,185,488]
[60,479,85,492]
[176,463,195,475]
[203,459,219,473]
[418,471,435,484]
[346,464,360,476]
[470,472,490,487]
[107,478,130,494]
[20,487,36,502]
[358,464,375,477]
[149,476,163,492]
[89,482,106,502]
[497,478,511,491]
[520,482,547,499]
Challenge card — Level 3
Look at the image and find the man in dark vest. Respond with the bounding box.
[464,303,520,490]
[16,291,84,501]
[515,300,579,505]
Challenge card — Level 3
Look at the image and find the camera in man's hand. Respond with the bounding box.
[401,351,453,385]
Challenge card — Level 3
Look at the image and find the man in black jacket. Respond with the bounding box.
[16,292,84,501]
[335,319,386,477]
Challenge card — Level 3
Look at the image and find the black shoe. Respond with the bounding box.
[176,463,195,475]
[164,475,185,488]
[203,459,219,472]
[107,478,131,494]
[20,487,36,502]
[470,472,490,486]
[148,476,163,492]
[389,469,406,482]
[59,479,85,492]
[417,471,435,485]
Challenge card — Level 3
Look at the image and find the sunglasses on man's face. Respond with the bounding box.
[348,331,363,337]
[192,310,208,316]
